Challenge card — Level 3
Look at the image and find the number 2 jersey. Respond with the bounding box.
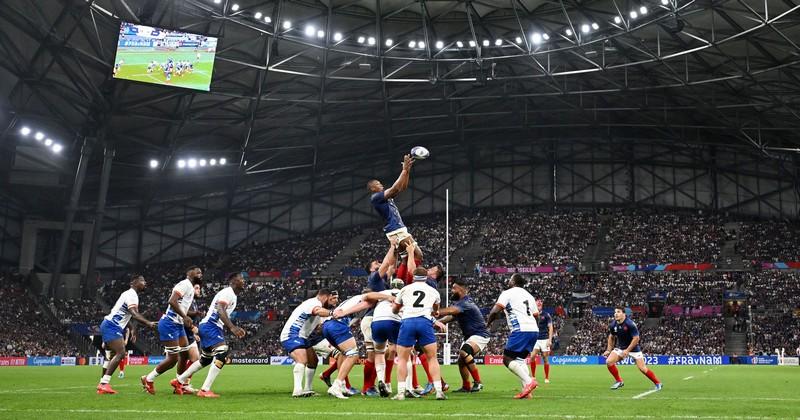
[395,281,440,320]
[495,287,539,333]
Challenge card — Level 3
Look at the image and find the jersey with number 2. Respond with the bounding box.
[396,281,440,320]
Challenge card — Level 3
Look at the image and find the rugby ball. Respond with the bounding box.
[411,146,430,160]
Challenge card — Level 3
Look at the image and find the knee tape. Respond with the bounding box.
[164,345,182,355]
[364,342,375,353]
[345,348,359,357]
[202,345,229,368]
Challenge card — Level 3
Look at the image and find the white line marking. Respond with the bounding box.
[632,389,659,399]
[0,408,782,419]
[683,376,694,380]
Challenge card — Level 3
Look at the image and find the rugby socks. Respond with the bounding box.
[433,379,443,393]
[397,379,407,396]
[362,360,376,392]
[293,363,305,394]
[201,364,221,392]
[100,374,111,385]
[607,364,622,382]
[406,360,414,390]
[643,369,660,385]
[118,357,127,372]
[322,359,338,378]
[462,378,471,390]
[385,359,394,383]
[145,369,160,382]
[375,359,386,387]
[544,363,550,380]
[185,359,195,379]
[530,358,537,377]
[304,366,316,392]
[419,354,434,383]
[345,376,352,389]
[469,364,481,383]
[508,359,532,386]
[177,360,203,383]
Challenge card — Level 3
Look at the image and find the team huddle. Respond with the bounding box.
[93,153,662,399]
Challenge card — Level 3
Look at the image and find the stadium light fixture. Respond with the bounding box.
[209,159,217,166]
[565,28,573,36]
[213,0,221,4]
[44,138,53,146]
[219,158,227,165]
[282,21,291,30]
[177,160,186,169]
[469,40,476,47]
[199,159,207,167]
[408,40,416,48]
[661,0,669,4]
[591,22,600,30]
[418,41,425,49]
[52,144,63,153]
[630,10,638,19]
[456,41,464,48]
[305,25,315,36]
[231,3,239,11]
[532,33,542,44]
[333,32,343,41]
[264,16,271,23]
[357,36,366,44]
[514,37,522,44]
[542,33,550,41]
[494,39,502,46]
[640,6,648,14]
[317,30,325,39]
[149,159,159,169]
[385,38,393,46]
[435,40,444,49]
[367,36,376,45]
[34,132,44,141]
[581,24,590,33]
[482,39,490,47]
[188,158,197,168]
[254,12,262,19]
[614,16,622,24]
[19,126,31,136]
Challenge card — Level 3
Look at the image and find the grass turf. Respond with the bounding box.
[0,365,798,419]
[113,48,214,91]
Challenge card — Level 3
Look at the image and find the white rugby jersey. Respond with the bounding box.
[395,281,440,320]
[495,287,539,333]
[163,279,196,324]
[332,294,366,324]
[200,286,237,329]
[280,297,323,341]
[372,289,401,323]
[104,288,139,329]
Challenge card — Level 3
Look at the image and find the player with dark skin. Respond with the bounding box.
[103,276,157,382]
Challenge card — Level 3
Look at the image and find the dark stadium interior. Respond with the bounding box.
[0,0,799,403]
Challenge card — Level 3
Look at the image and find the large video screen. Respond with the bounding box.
[113,22,218,91]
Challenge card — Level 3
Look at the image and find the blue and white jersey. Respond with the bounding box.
[104,288,139,329]
[395,281,440,320]
[280,297,323,341]
[200,286,237,330]
[495,287,539,333]
[163,279,195,325]
[332,294,370,325]
[610,317,641,352]
[372,289,401,323]
[370,192,405,233]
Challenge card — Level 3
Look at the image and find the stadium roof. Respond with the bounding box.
[1,0,800,209]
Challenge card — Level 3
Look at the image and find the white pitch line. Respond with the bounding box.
[632,389,660,399]
[683,376,695,380]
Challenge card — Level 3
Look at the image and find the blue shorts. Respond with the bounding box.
[99,319,124,343]
[185,325,196,344]
[372,320,401,345]
[505,331,537,354]
[281,336,310,354]
[322,320,353,347]
[198,322,225,348]
[397,317,436,348]
[158,317,187,342]
[307,333,325,347]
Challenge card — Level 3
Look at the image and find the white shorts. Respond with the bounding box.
[533,339,550,353]
[361,316,374,343]
[612,348,644,360]
[385,227,412,244]
[313,339,335,359]
[465,335,490,353]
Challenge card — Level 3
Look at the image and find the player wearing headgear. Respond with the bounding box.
[603,307,662,391]
[372,277,405,397]
[324,290,395,399]
[531,299,553,384]
[360,240,398,396]
[170,273,246,398]
[391,262,446,401]
[96,275,157,394]
[141,266,203,395]
[280,289,338,397]
[486,274,539,399]
[436,279,489,393]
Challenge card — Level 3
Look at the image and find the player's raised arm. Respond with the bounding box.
[485,303,504,326]
[384,155,413,199]
[378,238,398,277]
[313,306,332,318]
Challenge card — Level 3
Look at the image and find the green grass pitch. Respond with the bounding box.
[0,365,798,419]
[113,48,214,91]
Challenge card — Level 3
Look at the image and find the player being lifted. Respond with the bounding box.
[530,299,553,384]
[486,274,539,400]
[603,307,662,391]
[96,275,157,394]
[141,266,203,394]
[280,289,338,397]
[391,243,446,401]
[171,272,247,398]
[436,279,489,393]
[367,154,422,283]
[324,290,396,399]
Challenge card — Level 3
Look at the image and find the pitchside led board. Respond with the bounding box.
[113,22,218,91]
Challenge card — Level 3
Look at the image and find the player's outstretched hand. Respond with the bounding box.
[149,321,158,330]
[433,321,446,332]
[602,350,611,357]
[332,309,345,319]
[233,326,246,339]
[402,154,414,171]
